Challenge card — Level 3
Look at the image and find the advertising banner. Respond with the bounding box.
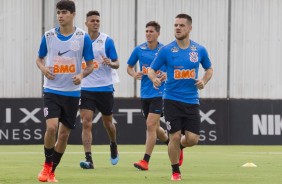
[0,98,281,145]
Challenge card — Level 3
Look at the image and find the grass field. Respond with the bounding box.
[0,145,282,184]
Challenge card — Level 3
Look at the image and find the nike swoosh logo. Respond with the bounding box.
[58,50,70,56]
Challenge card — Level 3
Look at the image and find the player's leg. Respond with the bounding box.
[79,91,96,169]
[156,120,169,143]
[164,99,182,181]
[38,118,59,182]
[168,131,182,181]
[38,93,60,182]
[47,95,79,182]
[97,92,119,165]
[179,104,201,167]
[101,114,119,165]
[80,109,94,169]
[48,123,72,182]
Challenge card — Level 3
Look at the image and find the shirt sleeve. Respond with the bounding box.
[127,47,139,67]
[200,47,212,69]
[83,33,94,62]
[105,37,118,61]
[38,35,47,58]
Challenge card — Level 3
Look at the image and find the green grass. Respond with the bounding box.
[0,145,282,183]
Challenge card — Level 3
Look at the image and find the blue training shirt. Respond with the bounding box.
[150,40,212,104]
[127,42,165,98]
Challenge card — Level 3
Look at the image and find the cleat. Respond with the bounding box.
[38,162,53,182]
[80,161,94,169]
[171,172,181,181]
[47,172,58,182]
[110,154,119,165]
[179,149,184,166]
[110,144,119,165]
[133,160,148,171]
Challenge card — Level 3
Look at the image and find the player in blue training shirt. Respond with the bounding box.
[79,10,120,169]
[149,14,213,181]
[127,21,169,171]
[36,1,94,182]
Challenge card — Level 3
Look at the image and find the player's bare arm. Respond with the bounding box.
[36,57,55,80]
[148,68,161,89]
[127,65,143,80]
[195,67,213,90]
[102,56,119,69]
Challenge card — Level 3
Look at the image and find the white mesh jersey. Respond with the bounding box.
[82,33,118,87]
[43,28,85,92]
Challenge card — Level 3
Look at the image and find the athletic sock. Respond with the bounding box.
[110,142,117,158]
[85,152,93,163]
[52,151,63,172]
[44,147,54,164]
[143,154,151,163]
[171,163,180,173]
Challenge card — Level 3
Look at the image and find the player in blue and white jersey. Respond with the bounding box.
[36,0,94,182]
[79,10,120,169]
[127,21,169,171]
[149,14,213,181]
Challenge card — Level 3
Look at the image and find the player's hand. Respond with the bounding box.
[152,78,162,90]
[42,66,55,80]
[157,72,167,82]
[134,72,143,80]
[195,79,205,90]
[102,56,112,67]
[72,73,83,85]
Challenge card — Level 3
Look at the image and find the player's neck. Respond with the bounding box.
[147,41,158,50]
[89,31,99,41]
[176,38,190,49]
[59,25,75,36]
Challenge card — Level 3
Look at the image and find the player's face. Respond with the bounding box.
[146,26,160,43]
[85,15,100,33]
[174,18,192,40]
[56,9,75,27]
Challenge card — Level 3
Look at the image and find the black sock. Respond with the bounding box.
[171,164,180,174]
[110,142,117,158]
[44,147,54,164]
[85,152,93,163]
[164,138,169,145]
[52,151,63,172]
[143,154,151,163]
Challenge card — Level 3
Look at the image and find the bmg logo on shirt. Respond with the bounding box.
[174,69,195,79]
[53,57,76,74]
[82,61,99,70]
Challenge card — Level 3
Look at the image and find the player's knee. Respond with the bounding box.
[188,136,199,146]
[58,131,70,142]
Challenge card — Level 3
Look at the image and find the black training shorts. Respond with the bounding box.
[79,90,114,115]
[43,92,79,129]
[141,97,163,119]
[164,99,200,135]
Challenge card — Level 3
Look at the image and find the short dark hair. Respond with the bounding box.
[56,0,75,13]
[86,10,100,18]
[146,21,161,32]
[175,13,192,24]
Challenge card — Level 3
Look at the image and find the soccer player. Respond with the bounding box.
[79,10,120,169]
[127,21,169,171]
[36,0,94,182]
[148,14,213,181]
